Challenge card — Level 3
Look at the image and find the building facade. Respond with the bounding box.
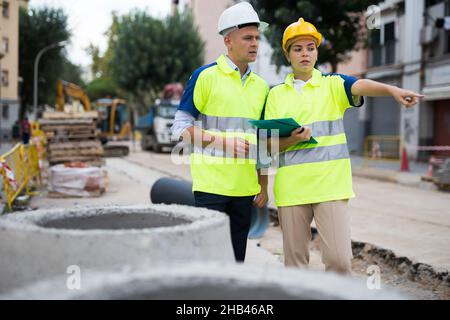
[422,0,450,157]
[336,0,450,159]
[0,0,21,142]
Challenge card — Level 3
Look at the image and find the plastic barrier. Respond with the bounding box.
[1,141,43,210]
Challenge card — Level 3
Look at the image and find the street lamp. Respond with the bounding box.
[33,41,67,112]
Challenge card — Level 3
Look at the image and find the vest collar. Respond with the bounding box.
[285,68,321,88]
[216,54,254,81]
[217,54,236,74]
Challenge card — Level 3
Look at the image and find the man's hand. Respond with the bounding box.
[253,187,268,208]
[222,136,251,158]
[389,87,424,108]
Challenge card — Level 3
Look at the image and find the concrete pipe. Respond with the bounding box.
[150,178,269,239]
[1,262,406,300]
[0,204,234,293]
[150,178,195,206]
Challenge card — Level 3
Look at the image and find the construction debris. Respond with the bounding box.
[421,157,450,191]
[40,111,105,167]
[435,159,450,191]
[48,163,108,198]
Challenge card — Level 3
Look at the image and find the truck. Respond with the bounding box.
[137,83,183,153]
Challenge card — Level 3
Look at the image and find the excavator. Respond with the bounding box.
[55,80,133,157]
[94,98,134,156]
[56,80,91,112]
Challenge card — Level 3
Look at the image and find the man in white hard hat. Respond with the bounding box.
[171,2,269,262]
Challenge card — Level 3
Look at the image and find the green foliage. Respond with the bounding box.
[85,77,118,101]
[18,6,73,118]
[87,12,120,79]
[60,57,85,87]
[109,10,205,113]
[248,0,379,71]
[85,12,121,104]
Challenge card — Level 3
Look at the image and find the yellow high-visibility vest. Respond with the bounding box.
[181,55,269,196]
[265,69,363,206]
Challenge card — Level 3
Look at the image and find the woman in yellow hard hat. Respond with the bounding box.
[264,18,423,274]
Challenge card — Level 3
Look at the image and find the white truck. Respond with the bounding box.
[138,98,179,152]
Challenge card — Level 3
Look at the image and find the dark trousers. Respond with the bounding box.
[194,191,254,262]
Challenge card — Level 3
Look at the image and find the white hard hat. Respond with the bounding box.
[217,2,268,36]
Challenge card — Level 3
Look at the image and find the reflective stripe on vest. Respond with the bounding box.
[194,114,257,159]
[193,145,257,159]
[309,119,345,137]
[198,114,255,132]
[279,143,349,167]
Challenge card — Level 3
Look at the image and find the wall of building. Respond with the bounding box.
[183,0,232,64]
[336,49,369,155]
[0,0,20,141]
[421,1,450,155]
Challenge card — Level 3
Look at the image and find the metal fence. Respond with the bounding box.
[363,135,403,167]
[0,138,45,211]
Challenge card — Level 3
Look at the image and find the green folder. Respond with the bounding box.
[249,118,318,144]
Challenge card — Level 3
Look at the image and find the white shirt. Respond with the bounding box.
[292,78,309,95]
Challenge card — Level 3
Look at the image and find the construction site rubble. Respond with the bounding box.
[48,163,108,198]
[40,111,105,167]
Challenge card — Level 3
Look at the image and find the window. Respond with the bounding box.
[1,70,9,87]
[369,29,382,66]
[2,37,8,53]
[2,1,9,18]
[384,22,396,64]
[2,104,9,119]
[369,22,397,67]
[426,0,445,8]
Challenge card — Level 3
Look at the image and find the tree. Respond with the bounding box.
[86,12,120,79]
[60,57,85,87]
[85,12,120,101]
[249,0,379,72]
[85,77,118,101]
[18,6,73,118]
[110,10,205,114]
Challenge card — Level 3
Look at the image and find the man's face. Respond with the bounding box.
[287,36,318,73]
[225,26,260,63]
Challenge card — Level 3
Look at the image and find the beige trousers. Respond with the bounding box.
[278,200,353,275]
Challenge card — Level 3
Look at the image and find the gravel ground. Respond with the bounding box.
[259,222,450,300]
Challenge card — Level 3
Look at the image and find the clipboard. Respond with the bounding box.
[249,118,318,144]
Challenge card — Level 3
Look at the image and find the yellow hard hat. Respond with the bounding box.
[282,18,322,52]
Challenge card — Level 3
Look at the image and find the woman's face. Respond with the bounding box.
[286,36,318,74]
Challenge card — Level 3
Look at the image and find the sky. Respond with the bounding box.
[29,0,171,70]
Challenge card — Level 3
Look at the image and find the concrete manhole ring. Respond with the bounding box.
[1,262,406,300]
[0,204,234,292]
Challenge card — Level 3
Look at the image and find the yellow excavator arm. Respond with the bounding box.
[56,80,91,111]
